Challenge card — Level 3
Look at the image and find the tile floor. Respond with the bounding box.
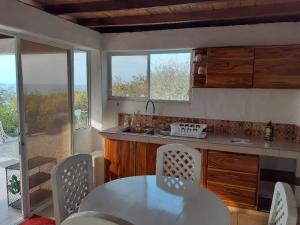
[229,207,269,225]
[0,138,22,225]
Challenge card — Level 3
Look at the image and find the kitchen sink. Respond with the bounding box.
[120,127,155,135]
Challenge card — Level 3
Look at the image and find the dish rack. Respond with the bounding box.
[170,123,207,139]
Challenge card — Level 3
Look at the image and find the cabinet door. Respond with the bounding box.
[254,45,300,88]
[135,143,161,176]
[206,150,259,210]
[104,139,135,182]
[208,150,259,174]
[206,47,254,88]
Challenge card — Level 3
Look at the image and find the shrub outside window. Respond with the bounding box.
[110,51,191,102]
[74,50,89,129]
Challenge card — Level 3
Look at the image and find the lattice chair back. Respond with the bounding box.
[51,154,94,225]
[61,211,134,225]
[268,182,297,225]
[156,144,201,184]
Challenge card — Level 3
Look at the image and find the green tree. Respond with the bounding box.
[74,90,88,127]
[150,60,190,100]
[112,75,147,97]
[0,87,18,134]
[111,59,190,101]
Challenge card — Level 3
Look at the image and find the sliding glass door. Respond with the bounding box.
[19,40,71,214]
[0,34,23,225]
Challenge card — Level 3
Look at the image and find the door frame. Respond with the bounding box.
[0,27,92,219]
[0,27,81,219]
[17,37,75,218]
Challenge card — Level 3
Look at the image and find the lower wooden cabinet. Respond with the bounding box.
[135,142,161,176]
[104,139,260,210]
[104,139,161,182]
[104,139,135,182]
[207,181,257,209]
[205,150,260,210]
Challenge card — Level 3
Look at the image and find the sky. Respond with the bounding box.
[0,51,190,86]
[112,52,191,82]
[0,54,16,85]
[0,51,87,86]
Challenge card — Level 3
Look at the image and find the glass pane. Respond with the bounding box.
[150,52,191,101]
[20,40,71,212]
[74,50,88,129]
[0,35,22,223]
[111,55,147,98]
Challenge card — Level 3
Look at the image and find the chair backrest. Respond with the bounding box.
[156,144,201,183]
[268,182,297,225]
[61,211,134,225]
[51,154,93,225]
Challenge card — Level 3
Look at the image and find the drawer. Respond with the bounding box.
[207,168,257,190]
[208,151,259,174]
[207,181,257,209]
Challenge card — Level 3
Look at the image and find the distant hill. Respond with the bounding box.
[0,83,85,93]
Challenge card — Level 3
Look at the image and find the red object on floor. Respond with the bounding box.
[19,215,55,225]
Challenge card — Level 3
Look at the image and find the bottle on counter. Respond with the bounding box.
[124,115,130,127]
[264,121,274,141]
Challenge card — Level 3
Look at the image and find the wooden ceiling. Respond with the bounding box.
[18,0,300,33]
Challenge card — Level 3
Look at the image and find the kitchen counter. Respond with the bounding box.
[100,126,300,159]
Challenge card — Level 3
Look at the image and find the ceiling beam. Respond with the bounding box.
[96,16,300,33]
[18,0,43,8]
[78,2,300,28]
[44,0,215,15]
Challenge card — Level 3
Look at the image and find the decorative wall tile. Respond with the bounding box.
[118,113,299,142]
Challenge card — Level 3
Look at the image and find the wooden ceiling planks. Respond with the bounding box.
[17,0,300,33]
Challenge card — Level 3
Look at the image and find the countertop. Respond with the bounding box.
[100,126,300,159]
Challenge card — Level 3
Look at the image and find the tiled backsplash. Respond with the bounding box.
[118,113,300,142]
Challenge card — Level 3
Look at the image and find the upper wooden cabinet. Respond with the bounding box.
[254,45,300,89]
[206,47,254,88]
[193,45,300,89]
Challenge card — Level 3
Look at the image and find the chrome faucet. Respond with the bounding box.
[146,99,155,115]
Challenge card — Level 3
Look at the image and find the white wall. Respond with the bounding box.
[101,22,300,129]
[0,0,101,49]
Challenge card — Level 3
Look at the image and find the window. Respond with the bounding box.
[73,50,89,129]
[110,51,191,101]
[111,55,147,98]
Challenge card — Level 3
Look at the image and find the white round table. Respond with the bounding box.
[79,176,230,225]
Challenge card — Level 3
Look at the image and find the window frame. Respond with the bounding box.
[73,49,91,130]
[108,50,192,103]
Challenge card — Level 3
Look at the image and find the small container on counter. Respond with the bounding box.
[264,121,274,141]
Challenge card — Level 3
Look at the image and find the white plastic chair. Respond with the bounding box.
[61,211,134,225]
[268,182,297,225]
[156,144,201,183]
[51,154,94,225]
